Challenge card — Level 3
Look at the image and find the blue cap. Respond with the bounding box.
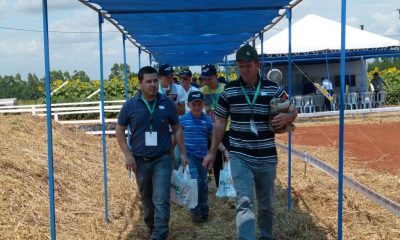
[188,91,205,103]
[159,64,174,76]
[201,64,217,77]
[179,69,192,77]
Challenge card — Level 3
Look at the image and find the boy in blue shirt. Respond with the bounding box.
[180,91,228,223]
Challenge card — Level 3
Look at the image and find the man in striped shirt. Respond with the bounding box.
[203,44,297,240]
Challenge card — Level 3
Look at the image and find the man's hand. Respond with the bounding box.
[125,154,136,172]
[222,150,229,162]
[180,153,189,166]
[202,153,215,170]
[271,112,294,130]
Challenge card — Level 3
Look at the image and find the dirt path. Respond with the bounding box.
[277,121,400,174]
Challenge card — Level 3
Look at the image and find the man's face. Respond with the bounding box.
[140,73,159,97]
[204,75,217,88]
[179,75,192,89]
[160,74,174,85]
[236,60,260,83]
[189,100,205,117]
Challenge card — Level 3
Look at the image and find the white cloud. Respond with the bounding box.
[370,12,400,37]
[14,0,80,13]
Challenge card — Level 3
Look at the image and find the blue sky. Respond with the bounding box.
[0,0,399,79]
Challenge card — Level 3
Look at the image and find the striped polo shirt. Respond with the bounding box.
[179,112,213,158]
[215,77,285,163]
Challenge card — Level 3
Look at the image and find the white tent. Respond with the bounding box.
[227,14,399,95]
[228,14,399,60]
[257,14,399,55]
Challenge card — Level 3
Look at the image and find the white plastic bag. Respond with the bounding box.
[216,160,237,198]
[170,165,198,209]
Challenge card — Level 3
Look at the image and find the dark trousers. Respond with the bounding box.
[213,131,230,188]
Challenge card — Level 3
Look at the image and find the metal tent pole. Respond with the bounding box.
[260,31,265,77]
[98,13,109,224]
[122,34,132,148]
[225,55,229,81]
[338,0,347,239]
[41,0,56,238]
[138,48,142,69]
[286,7,293,211]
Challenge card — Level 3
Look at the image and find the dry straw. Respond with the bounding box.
[0,114,399,239]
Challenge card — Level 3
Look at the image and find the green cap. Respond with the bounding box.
[236,44,259,62]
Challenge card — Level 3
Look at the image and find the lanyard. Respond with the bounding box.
[240,77,261,115]
[141,95,157,132]
[208,83,221,109]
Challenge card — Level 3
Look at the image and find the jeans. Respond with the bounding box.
[188,155,209,218]
[135,153,172,240]
[230,154,277,240]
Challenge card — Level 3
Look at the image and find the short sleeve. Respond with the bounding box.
[177,84,186,103]
[117,101,130,126]
[215,90,230,119]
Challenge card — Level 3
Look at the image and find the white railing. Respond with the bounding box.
[0,100,125,122]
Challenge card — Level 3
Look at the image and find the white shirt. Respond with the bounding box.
[158,83,186,104]
[322,78,333,91]
[182,85,199,113]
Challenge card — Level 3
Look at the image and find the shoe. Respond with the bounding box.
[201,215,208,223]
[191,214,204,223]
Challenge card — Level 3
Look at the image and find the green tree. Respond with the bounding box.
[368,57,400,72]
[72,70,90,82]
[51,70,64,81]
[63,71,71,80]
[109,63,133,81]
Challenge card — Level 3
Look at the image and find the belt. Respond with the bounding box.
[134,152,168,161]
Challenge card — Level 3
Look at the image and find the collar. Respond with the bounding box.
[239,74,261,88]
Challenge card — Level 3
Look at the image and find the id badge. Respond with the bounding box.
[250,119,258,136]
[145,131,157,146]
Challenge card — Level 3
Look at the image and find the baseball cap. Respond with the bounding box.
[159,64,174,76]
[188,91,205,103]
[201,64,217,78]
[179,69,192,77]
[236,44,259,62]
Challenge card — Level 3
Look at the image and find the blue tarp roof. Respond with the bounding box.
[80,0,297,66]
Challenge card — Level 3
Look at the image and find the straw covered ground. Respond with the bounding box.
[0,114,399,239]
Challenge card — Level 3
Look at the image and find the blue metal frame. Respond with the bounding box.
[325,54,331,79]
[338,0,347,239]
[122,34,132,148]
[98,13,109,224]
[260,31,265,76]
[286,7,293,211]
[138,48,142,69]
[41,0,56,239]
[149,53,152,65]
[224,55,229,81]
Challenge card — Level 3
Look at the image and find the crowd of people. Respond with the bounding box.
[116,44,298,240]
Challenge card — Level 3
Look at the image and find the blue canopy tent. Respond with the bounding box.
[39,0,355,239]
[79,0,303,66]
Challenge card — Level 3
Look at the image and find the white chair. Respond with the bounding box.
[312,95,325,112]
[344,92,358,110]
[302,95,314,113]
[376,91,386,108]
[293,96,303,113]
[331,94,338,111]
[359,91,374,109]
